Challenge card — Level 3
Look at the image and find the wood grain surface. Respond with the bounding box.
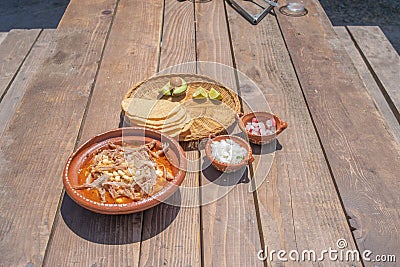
[227,5,363,266]
[1,0,396,265]
[43,0,163,266]
[0,32,7,45]
[276,0,400,261]
[0,0,117,266]
[334,26,400,143]
[196,1,263,266]
[348,26,400,120]
[139,1,201,266]
[0,30,55,137]
[0,29,40,101]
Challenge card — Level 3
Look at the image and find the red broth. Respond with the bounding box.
[76,145,175,204]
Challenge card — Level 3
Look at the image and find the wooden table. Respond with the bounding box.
[0,0,399,266]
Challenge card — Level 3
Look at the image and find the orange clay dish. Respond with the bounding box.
[74,140,175,205]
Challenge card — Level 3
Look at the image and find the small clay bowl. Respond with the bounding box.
[236,111,288,145]
[205,134,254,173]
[63,127,187,215]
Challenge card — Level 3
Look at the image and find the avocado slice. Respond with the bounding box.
[172,79,188,96]
[192,86,208,99]
[209,87,222,100]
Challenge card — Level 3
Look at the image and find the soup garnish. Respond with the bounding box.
[74,141,174,204]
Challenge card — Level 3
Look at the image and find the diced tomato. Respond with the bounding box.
[252,117,258,123]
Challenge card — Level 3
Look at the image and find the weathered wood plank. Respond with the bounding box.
[0,32,7,45]
[334,26,400,143]
[139,1,201,266]
[196,1,263,266]
[0,29,41,101]
[157,0,196,74]
[0,30,55,137]
[140,150,201,267]
[43,0,164,266]
[348,26,400,119]
[276,0,400,260]
[227,6,362,265]
[195,1,237,91]
[0,1,117,266]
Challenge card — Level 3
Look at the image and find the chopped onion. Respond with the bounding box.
[246,117,276,136]
[211,139,247,164]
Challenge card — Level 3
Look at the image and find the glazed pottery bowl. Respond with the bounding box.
[236,111,288,145]
[63,127,186,214]
[205,134,254,173]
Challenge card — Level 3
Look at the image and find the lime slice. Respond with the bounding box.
[209,87,222,100]
[159,82,172,96]
[192,86,208,99]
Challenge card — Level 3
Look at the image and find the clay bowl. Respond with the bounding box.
[63,127,187,215]
[205,134,254,173]
[236,111,288,145]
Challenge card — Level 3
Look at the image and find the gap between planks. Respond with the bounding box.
[334,26,400,144]
[0,29,42,104]
[43,1,121,263]
[73,0,121,148]
[43,0,165,266]
[0,30,55,138]
[221,0,268,261]
[271,9,363,258]
[225,2,363,266]
[274,0,400,261]
[345,26,400,125]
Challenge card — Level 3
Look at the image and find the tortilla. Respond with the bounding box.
[127,112,191,131]
[181,99,236,127]
[124,114,193,137]
[163,119,194,137]
[121,98,181,120]
[125,107,186,126]
[122,97,193,137]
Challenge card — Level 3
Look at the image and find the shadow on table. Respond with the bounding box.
[250,138,282,155]
[61,189,181,244]
[201,155,250,186]
[0,0,70,31]
[199,134,283,185]
[234,131,283,155]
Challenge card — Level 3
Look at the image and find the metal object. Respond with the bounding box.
[225,0,278,25]
[279,3,308,17]
[264,0,278,7]
[286,2,304,12]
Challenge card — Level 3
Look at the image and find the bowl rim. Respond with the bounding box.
[236,111,287,138]
[205,134,253,167]
[63,127,187,214]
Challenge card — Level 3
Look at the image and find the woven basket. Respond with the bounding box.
[123,73,241,141]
